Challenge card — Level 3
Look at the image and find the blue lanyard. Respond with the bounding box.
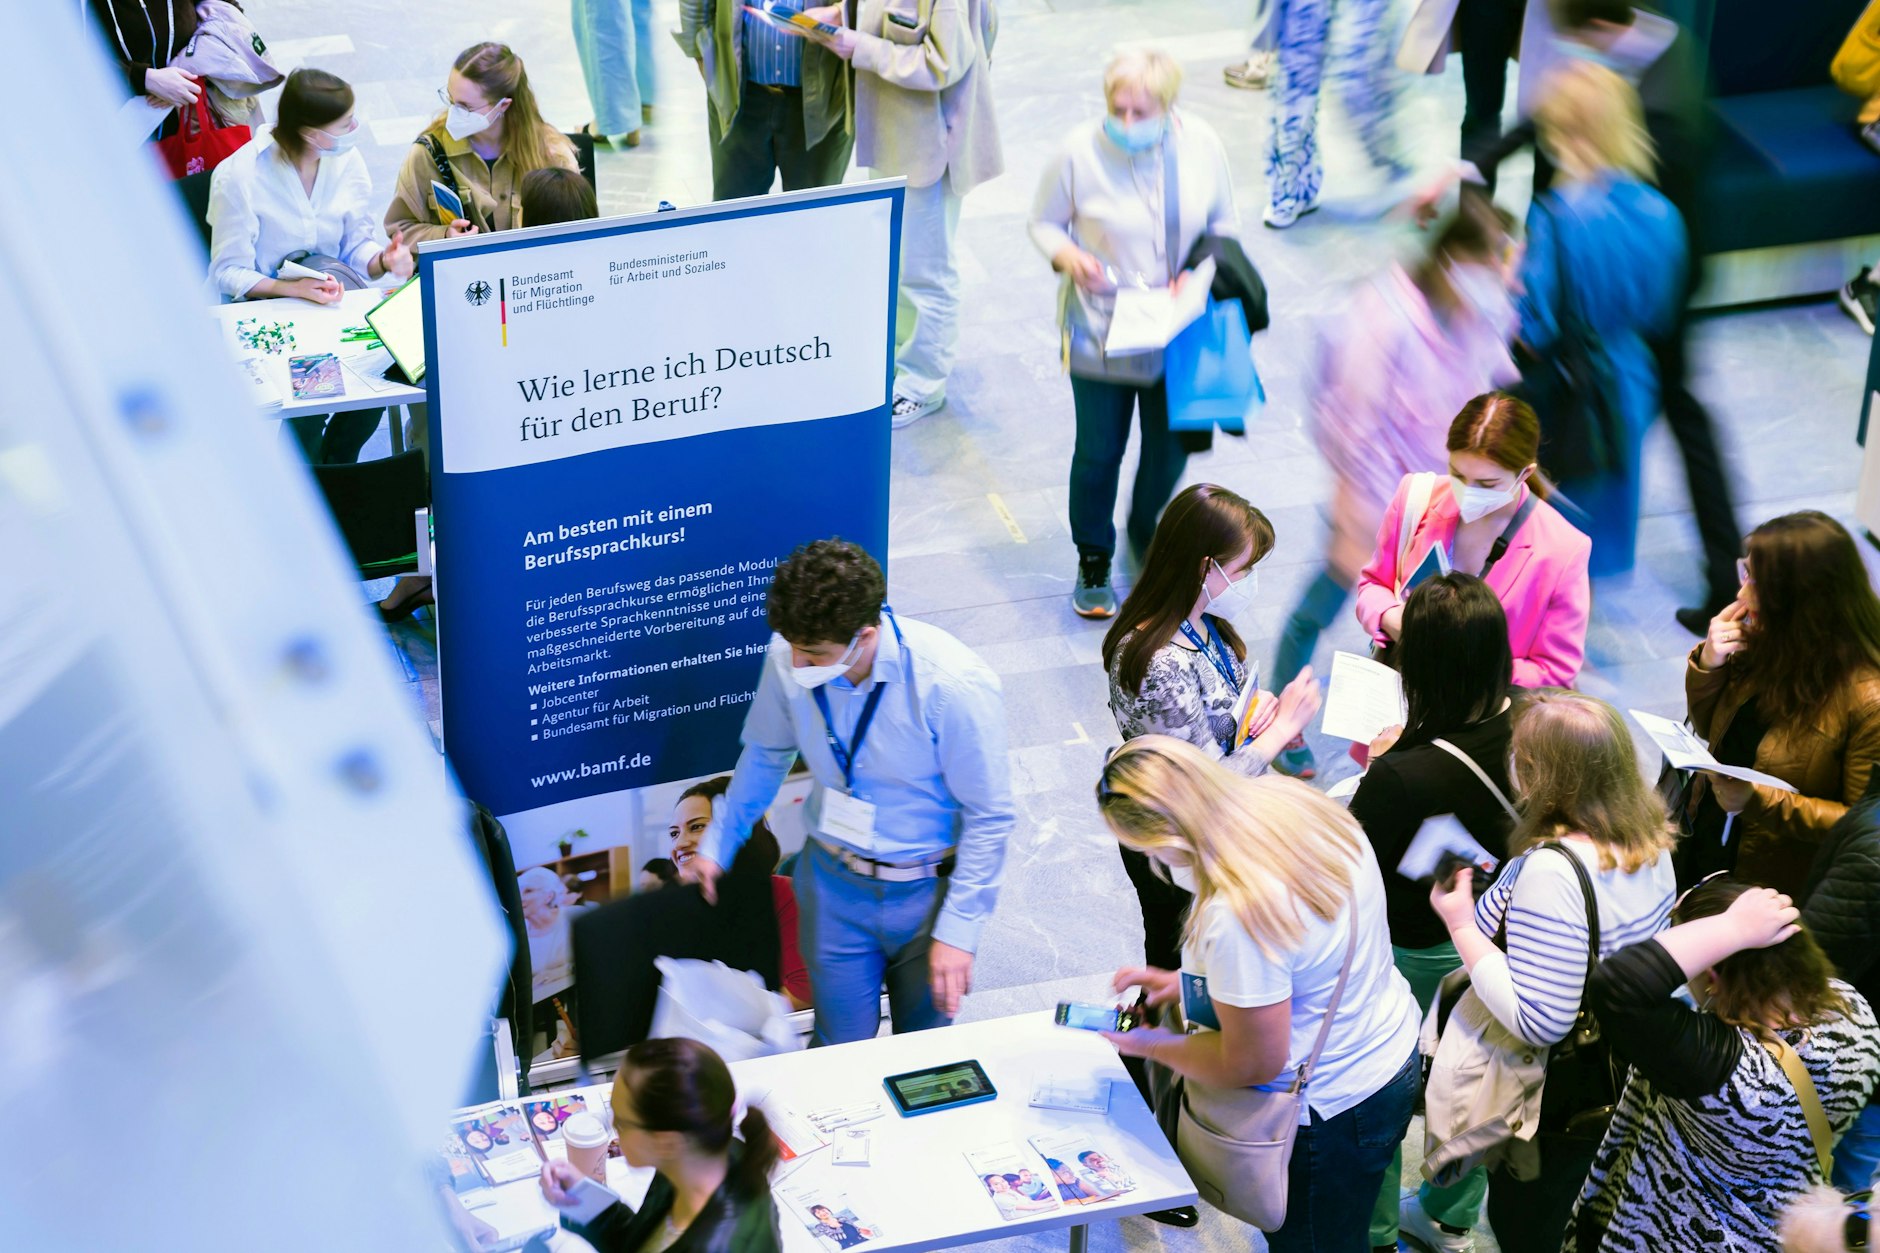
[810,609,905,790]
[1179,618,1241,690]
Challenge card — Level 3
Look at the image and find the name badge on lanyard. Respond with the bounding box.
[813,674,886,847]
[820,788,878,844]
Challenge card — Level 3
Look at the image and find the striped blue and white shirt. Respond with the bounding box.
[739,0,807,87]
[1469,839,1675,1047]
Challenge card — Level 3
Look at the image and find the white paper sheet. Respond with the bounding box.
[1103,258,1217,354]
[118,95,172,145]
[1628,709,1797,792]
[1320,651,1406,745]
[1397,813,1500,882]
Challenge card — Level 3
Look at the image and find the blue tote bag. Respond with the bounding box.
[1165,298,1264,433]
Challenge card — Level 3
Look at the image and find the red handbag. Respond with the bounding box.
[156,97,251,179]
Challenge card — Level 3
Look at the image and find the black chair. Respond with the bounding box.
[309,449,428,579]
[571,853,781,1064]
[175,170,214,250]
[563,130,598,193]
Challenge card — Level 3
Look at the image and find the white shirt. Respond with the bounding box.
[206,126,385,300]
[1180,839,1420,1123]
[1028,110,1239,294]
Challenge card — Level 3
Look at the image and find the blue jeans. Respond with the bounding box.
[793,840,949,1046]
[1267,1048,1420,1253]
[1835,1100,1880,1192]
[1067,375,1185,561]
[572,0,652,134]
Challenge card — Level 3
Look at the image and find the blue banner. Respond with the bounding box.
[420,185,901,818]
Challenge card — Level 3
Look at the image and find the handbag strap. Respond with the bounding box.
[1432,738,1520,822]
[417,133,479,229]
[1293,896,1360,1094]
[1763,1035,1835,1178]
[1538,841,1600,992]
[1161,123,1181,286]
[1479,490,1539,579]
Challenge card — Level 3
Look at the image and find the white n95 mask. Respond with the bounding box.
[1203,559,1259,620]
[445,103,496,140]
[1451,477,1519,524]
[788,634,863,689]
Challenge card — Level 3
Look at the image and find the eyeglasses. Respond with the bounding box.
[1736,557,1753,587]
[438,87,482,111]
[1671,869,1731,922]
[1095,744,1122,804]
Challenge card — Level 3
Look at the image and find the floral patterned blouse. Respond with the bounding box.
[1106,624,1269,776]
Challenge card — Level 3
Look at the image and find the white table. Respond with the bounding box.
[450,1012,1196,1253]
[734,1011,1196,1253]
[207,287,426,451]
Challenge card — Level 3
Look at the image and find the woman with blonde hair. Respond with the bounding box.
[1429,690,1677,1252]
[386,42,580,243]
[1097,736,1421,1250]
[1514,59,1684,577]
[1030,47,1254,617]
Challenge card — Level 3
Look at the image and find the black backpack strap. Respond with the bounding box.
[1479,489,1540,578]
[415,133,479,229]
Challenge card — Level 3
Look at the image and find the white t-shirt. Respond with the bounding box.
[1180,839,1419,1122]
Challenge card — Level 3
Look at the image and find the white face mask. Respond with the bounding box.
[313,123,358,157]
[1450,474,1524,524]
[444,101,500,141]
[1202,558,1258,620]
[788,633,864,689]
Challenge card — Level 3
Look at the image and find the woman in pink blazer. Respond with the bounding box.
[1355,392,1590,687]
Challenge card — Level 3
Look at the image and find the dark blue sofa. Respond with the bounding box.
[1697,0,1880,261]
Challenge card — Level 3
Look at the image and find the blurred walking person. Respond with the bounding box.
[1272,195,1518,775]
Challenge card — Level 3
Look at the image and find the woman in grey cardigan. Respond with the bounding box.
[1027,49,1242,619]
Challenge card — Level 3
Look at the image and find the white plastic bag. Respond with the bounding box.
[647,958,802,1063]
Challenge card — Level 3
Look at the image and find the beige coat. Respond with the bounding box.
[384,126,579,244]
[847,0,1003,195]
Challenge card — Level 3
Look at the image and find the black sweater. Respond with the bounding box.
[1800,771,1880,1013]
[1587,938,1742,1099]
[1349,708,1517,950]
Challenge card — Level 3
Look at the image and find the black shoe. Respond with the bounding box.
[1072,549,1118,619]
[1842,267,1879,336]
[1146,1206,1199,1227]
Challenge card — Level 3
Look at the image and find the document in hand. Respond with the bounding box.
[1320,651,1406,745]
[1627,709,1797,792]
[1397,814,1500,883]
[1104,258,1218,355]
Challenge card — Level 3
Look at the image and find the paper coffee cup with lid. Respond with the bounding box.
[561,1111,611,1183]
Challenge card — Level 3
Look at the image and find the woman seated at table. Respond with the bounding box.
[539,1037,781,1251]
[385,41,579,243]
[207,67,413,463]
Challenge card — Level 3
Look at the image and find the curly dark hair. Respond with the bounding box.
[767,539,885,646]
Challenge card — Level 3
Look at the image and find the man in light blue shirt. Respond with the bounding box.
[687,539,1013,1044]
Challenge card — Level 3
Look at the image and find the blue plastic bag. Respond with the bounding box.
[1165,298,1264,433]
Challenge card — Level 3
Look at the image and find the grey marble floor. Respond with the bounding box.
[240,0,1880,1248]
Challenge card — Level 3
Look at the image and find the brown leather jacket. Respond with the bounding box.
[1685,646,1880,894]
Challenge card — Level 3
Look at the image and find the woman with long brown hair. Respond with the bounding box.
[539,1037,782,1250]
[1354,391,1591,689]
[1102,483,1320,969]
[1428,690,1676,1252]
[386,42,579,243]
[1683,511,1880,895]
[1568,879,1880,1251]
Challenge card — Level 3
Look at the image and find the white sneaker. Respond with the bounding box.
[891,393,944,429]
[1399,1193,1474,1253]
[1262,196,1320,229]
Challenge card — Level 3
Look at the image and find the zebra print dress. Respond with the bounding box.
[1564,980,1880,1252]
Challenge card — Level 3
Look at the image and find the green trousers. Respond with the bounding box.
[1369,941,1490,1247]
